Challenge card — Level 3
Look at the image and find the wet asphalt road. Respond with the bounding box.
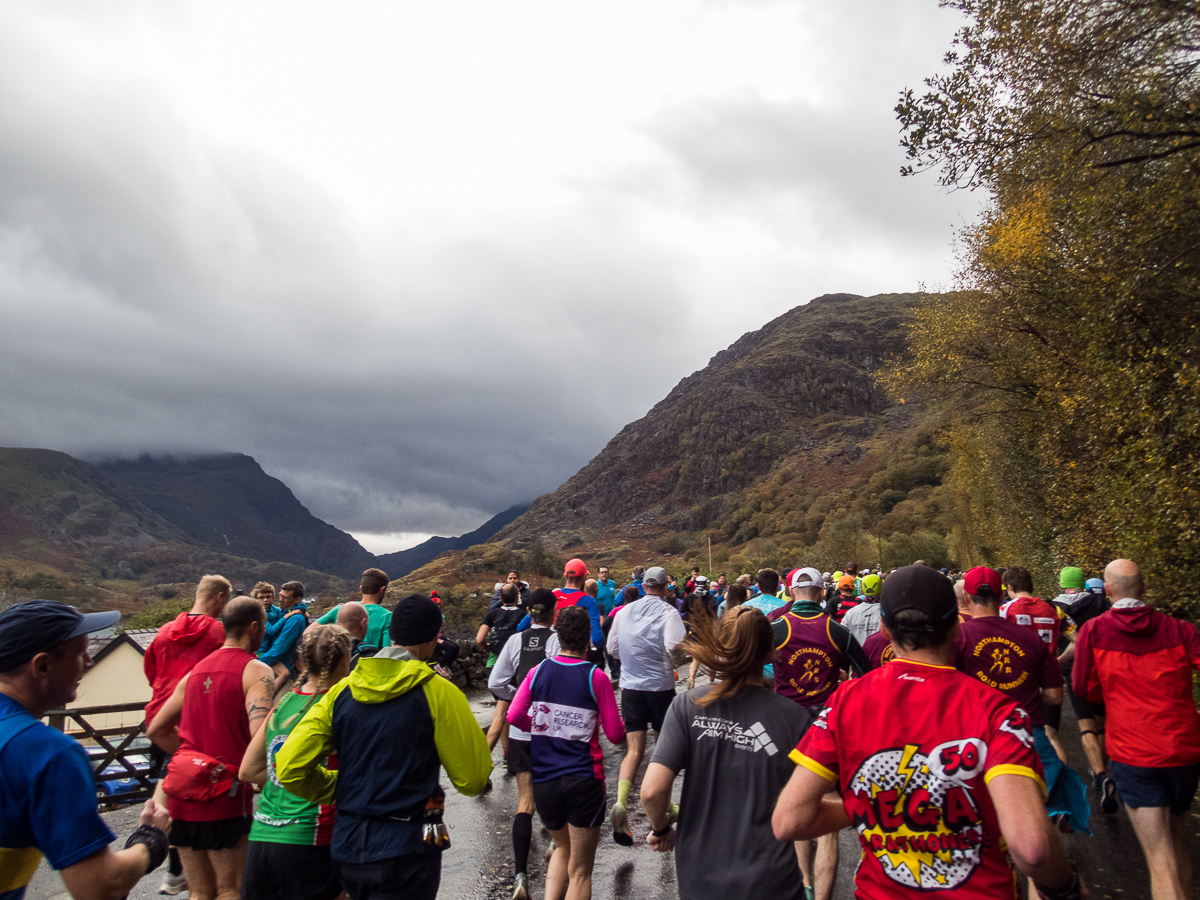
[26,677,1200,899]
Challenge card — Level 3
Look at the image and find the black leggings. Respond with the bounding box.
[339,853,441,900]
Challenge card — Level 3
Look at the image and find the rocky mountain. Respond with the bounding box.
[375,503,529,578]
[95,453,377,579]
[0,448,356,608]
[493,292,953,566]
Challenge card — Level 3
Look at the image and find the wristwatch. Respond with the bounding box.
[650,823,673,838]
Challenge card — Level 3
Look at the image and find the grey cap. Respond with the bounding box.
[643,566,670,587]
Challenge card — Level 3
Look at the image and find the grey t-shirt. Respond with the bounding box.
[651,684,813,900]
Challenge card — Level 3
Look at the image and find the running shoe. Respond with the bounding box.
[804,887,815,900]
[158,874,188,895]
[1095,770,1119,814]
[544,838,557,865]
[666,803,680,825]
[610,802,634,846]
[512,872,530,900]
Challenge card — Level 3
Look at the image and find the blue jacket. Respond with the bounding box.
[258,602,308,671]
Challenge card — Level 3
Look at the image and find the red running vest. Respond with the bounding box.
[169,646,256,822]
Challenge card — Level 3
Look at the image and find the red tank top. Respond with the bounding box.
[170,647,256,822]
[1001,596,1061,650]
[774,612,844,708]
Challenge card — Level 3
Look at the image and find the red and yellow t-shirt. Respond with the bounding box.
[793,659,1044,898]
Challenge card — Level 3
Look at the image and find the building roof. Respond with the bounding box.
[88,629,156,664]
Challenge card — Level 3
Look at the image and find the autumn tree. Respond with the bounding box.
[890,0,1200,615]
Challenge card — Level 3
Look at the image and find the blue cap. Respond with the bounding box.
[0,600,120,673]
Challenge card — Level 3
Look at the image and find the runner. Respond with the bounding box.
[478,583,528,759]
[0,600,171,900]
[999,566,1074,764]
[488,591,556,900]
[143,574,231,894]
[1073,558,1200,899]
[840,573,882,646]
[553,559,604,665]
[605,566,687,846]
[773,564,1082,899]
[275,594,493,900]
[860,629,894,670]
[317,568,392,655]
[1053,568,1118,812]
[239,625,352,900]
[257,581,308,692]
[253,582,280,625]
[508,606,625,900]
[953,577,972,621]
[641,605,813,900]
[959,567,1089,835]
[824,575,859,622]
[772,566,868,900]
[147,597,275,900]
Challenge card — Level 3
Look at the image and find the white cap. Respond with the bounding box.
[789,567,824,590]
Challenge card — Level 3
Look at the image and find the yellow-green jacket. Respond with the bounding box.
[275,649,492,863]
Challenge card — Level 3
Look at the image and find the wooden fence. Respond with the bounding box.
[47,702,155,806]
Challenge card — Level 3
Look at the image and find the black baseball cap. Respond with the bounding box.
[879,565,957,631]
[0,600,121,673]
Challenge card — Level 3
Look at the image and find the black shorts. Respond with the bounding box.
[242,841,342,900]
[170,815,252,851]
[1063,674,1105,721]
[620,689,675,734]
[1110,760,1200,815]
[1044,702,1062,731]
[339,852,441,900]
[533,775,606,831]
[507,739,532,775]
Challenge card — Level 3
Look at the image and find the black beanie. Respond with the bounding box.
[389,594,443,646]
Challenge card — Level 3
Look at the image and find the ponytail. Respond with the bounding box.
[681,606,774,707]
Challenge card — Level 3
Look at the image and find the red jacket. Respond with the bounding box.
[1073,603,1200,767]
[143,612,225,726]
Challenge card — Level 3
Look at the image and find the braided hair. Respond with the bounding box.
[296,624,352,693]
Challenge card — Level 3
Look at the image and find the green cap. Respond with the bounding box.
[861,574,882,597]
[1059,567,1085,590]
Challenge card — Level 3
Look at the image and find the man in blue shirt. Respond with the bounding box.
[0,600,170,900]
[257,580,308,691]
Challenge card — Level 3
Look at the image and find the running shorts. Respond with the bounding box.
[533,775,606,831]
[242,840,342,900]
[1110,760,1200,815]
[620,689,675,734]
[1063,674,1105,721]
[507,738,532,775]
[339,853,441,900]
[169,815,252,851]
[1044,702,1062,731]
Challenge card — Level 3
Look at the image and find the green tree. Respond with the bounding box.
[892,0,1200,616]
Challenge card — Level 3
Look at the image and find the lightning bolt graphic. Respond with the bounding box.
[896,743,922,796]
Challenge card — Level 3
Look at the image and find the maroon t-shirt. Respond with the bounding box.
[957,616,1062,727]
[862,631,895,671]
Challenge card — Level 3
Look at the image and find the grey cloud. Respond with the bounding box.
[0,1,976,539]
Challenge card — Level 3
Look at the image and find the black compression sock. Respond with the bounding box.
[167,848,182,877]
[513,812,533,876]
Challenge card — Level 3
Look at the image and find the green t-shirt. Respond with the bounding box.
[250,688,334,845]
[317,603,392,650]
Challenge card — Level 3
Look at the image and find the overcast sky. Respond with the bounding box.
[0,0,981,553]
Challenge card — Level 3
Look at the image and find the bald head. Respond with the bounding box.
[337,601,369,640]
[222,596,266,639]
[1104,559,1144,600]
[954,579,969,612]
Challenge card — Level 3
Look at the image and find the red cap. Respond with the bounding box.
[963,566,1001,599]
[563,558,589,577]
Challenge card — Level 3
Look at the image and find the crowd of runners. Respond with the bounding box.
[1,553,1199,900]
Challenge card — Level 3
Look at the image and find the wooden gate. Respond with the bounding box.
[47,702,155,806]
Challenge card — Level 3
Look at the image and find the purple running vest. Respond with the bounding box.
[774,613,844,708]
